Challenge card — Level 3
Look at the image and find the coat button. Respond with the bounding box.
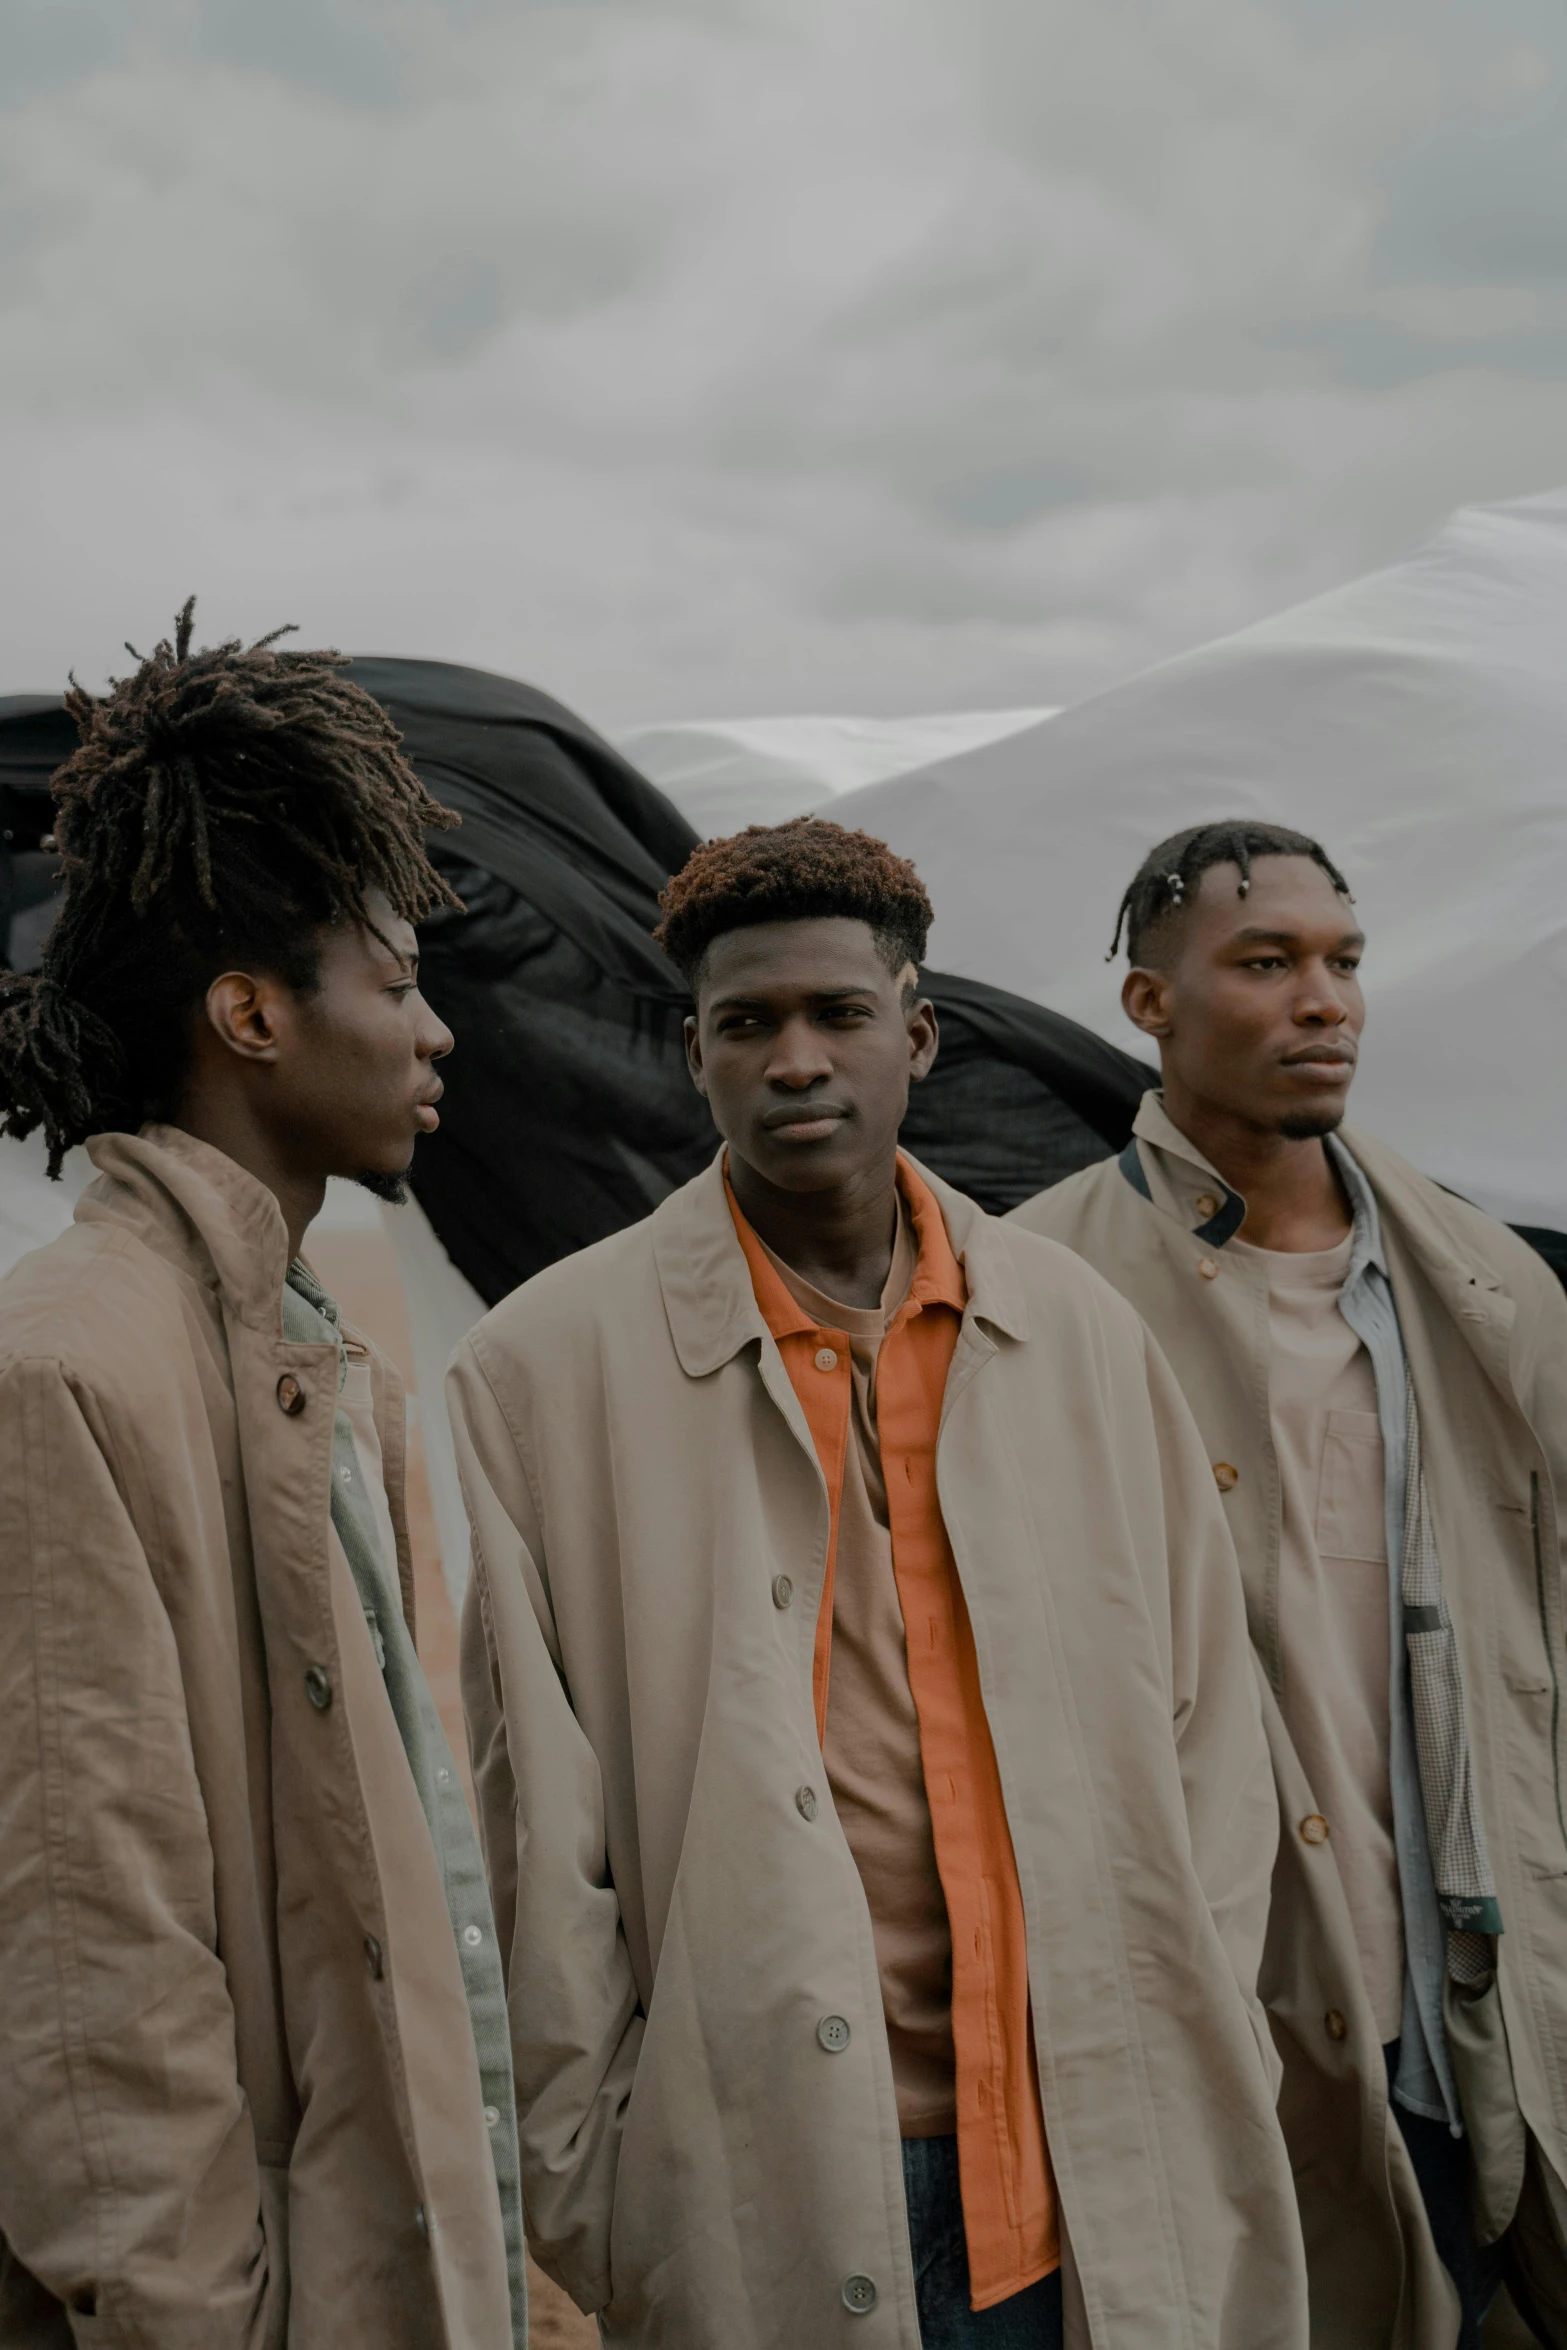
[771,1575,794,1610]
[1213,1462,1239,1492]
[1299,1814,1330,1845]
[276,1373,306,1415]
[1324,2008,1348,2041]
[304,1664,333,1711]
[817,2014,851,2053]
[1196,1257,1219,1281]
[484,2105,500,2129]
[814,1346,839,1373]
[795,1785,818,1820]
[462,1923,483,1947]
[363,1933,383,1979]
[842,2274,877,2314]
[414,2205,429,2240]
[1195,1191,1220,1220]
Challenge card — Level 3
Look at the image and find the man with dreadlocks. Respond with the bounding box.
[447,817,1307,2350]
[1014,821,1567,2350]
[0,605,526,2348]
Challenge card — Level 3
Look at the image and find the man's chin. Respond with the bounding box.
[1277,1111,1345,1142]
[355,1168,412,1205]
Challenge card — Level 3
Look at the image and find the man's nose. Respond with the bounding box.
[1294,966,1349,1023]
[421,1006,455,1061]
[766,1017,833,1088]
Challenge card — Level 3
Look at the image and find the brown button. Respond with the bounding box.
[276,1372,306,1415]
[304,1664,333,1711]
[1196,1257,1218,1281]
[1299,1813,1330,1845]
[1213,1462,1239,1493]
[1324,2008,1348,2042]
[1194,1192,1220,1220]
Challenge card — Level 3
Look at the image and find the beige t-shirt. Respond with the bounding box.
[763,1206,958,2137]
[1231,1230,1406,2039]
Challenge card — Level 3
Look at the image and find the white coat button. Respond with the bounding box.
[771,1575,794,1610]
[817,2014,851,2053]
[414,2205,429,2240]
[842,2274,877,2314]
[1196,1256,1219,1281]
[814,1346,838,1372]
[795,1785,818,1820]
[437,1767,451,1786]
[462,1924,483,1948]
[484,2104,500,2129]
[1194,1191,1220,1220]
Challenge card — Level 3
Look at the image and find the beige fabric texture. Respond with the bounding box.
[1014,1095,1567,2350]
[0,1127,513,2350]
[451,1150,1306,2350]
[1228,1230,1406,2041]
[762,1204,960,2139]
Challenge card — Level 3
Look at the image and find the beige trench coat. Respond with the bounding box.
[451,1151,1307,2350]
[1014,1098,1567,2348]
[0,1127,512,2349]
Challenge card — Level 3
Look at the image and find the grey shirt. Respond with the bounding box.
[283,1263,530,2341]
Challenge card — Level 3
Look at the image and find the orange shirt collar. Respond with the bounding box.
[724,1152,966,1332]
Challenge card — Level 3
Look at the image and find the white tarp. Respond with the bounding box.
[617,708,1051,837]
[827,490,1567,1233]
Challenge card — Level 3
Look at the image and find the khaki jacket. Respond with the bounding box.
[1013,1099,1567,2349]
[0,1127,512,2350]
[451,1152,1308,2350]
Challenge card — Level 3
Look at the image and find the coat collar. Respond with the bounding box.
[651,1146,1027,1379]
[76,1122,293,1334]
[1125,1091,1247,1245]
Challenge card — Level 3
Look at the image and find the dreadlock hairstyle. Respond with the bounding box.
[0,599,462,1176]
[654,816,932,991]
[1106,819,1354,966]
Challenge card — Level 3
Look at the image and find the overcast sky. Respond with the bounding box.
[3,0,1566,728]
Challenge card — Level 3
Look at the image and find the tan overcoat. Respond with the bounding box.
[1013,1098,1567,2349]
[0,1126,513,2349]
[451,1151,1308,2350]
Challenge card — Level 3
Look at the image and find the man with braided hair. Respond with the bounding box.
[1014,821,1567,2348]
[0,606,526,2348]
[449,816,1306,2349]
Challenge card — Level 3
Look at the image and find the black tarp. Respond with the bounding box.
[6,658,1556,1307]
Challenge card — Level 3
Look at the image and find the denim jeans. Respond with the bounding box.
[1385,2042,1503,2350]
[901,2136,1065,2349]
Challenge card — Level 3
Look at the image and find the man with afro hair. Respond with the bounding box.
[0,607,525,2347]
[451,816,1306,2349]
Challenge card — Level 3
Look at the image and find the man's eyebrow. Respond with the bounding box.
[1229,925,1366,950]
[709,983,877,1012]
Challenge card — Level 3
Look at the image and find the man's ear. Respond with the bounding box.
[204,970,288,1065]
[906,994,939,1084]
[1121,966,1174,1040]
[683,1011,710,1099]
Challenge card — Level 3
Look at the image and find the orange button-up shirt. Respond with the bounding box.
[728,1155,1057,2309]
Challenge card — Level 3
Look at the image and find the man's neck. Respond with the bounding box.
[172,1091,326,1265]
[727,1148,900,1309]
[1158,1084,1353,1253]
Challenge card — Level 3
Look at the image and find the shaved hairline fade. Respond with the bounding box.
[1108,819,1354,970]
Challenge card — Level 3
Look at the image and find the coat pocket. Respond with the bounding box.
[1443,1972,1527,2245]
[1315,1409,1385,1562]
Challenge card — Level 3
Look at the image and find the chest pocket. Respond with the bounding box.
[1315,1408,1386,1563]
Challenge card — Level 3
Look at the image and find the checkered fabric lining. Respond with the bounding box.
[1402,1389,1503,1985]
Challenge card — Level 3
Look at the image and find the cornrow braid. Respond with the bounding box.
[0,599,462,1175]
[1106,819,1353,965]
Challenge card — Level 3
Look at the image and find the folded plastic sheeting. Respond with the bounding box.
[830,490,1567,1234]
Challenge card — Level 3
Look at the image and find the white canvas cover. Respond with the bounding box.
[829,490,1567,1232]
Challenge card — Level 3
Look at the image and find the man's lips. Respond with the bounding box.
[415,1081,444,1132]
[763,1103,849,1143]
[1280,1047,1355,1076]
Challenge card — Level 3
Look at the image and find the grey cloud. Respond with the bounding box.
[2,0,1567,724]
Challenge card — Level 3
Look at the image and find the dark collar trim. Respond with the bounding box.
[1117,1135,1245,1246]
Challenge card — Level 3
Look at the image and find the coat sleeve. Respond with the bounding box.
[0,1357,278,2348]
[448,1335,644,2317]
[1136,1324,1283,2093]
